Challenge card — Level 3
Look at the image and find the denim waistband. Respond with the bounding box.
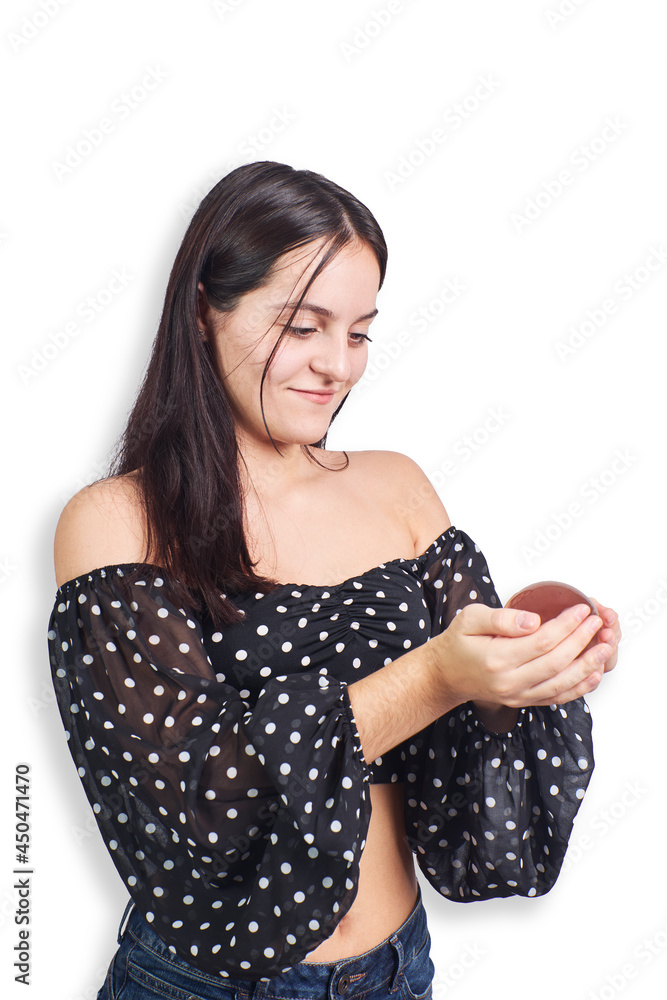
[117,885,430,998]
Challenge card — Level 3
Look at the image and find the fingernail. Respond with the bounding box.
[517,612,539,629]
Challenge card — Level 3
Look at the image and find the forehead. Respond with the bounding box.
[266,238,352,290]
[221,240,379,336]
[264,239,379,300]
[270,239,330,275]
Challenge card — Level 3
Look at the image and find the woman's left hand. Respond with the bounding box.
[588,598,621,673]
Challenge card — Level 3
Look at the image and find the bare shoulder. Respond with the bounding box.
[53,472,149,588]
[346,450,451,556]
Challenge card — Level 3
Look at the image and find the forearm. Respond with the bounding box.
[346,641,460,765]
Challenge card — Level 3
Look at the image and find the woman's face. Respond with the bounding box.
[198,239,381,454]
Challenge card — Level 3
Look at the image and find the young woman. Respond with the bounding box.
[48,161,620,998]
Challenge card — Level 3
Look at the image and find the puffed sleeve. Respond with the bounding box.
[47,564,372,980]
[403,527,594,900]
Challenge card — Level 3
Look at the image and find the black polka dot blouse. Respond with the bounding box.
[47,526,594,981]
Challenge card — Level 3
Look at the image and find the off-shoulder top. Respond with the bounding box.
[47,526,594,981]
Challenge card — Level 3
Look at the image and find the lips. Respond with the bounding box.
[290,388,335,402]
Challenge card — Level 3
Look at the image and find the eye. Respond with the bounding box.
[284,327,372,345]
[284,327,317,337]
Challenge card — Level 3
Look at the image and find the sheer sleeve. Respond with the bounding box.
[403,527,594,900]
[47,564,372,980]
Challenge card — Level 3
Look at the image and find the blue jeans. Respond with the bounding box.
[96,886,434,1000]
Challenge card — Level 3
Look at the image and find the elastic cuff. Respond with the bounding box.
[340,683,372,783]
[468,702,527,737]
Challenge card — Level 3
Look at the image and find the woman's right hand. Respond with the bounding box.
[428,603,610,709]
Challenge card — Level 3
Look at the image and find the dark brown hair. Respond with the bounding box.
[98,161,388,627]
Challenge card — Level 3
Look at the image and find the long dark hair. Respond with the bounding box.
[98,161,388,628]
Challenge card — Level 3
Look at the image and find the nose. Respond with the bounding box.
[310,329,353,383]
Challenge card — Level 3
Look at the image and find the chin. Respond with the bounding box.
[276,425,331,447]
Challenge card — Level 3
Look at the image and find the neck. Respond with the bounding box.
[236,434,316,498]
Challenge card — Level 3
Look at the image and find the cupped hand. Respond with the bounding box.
[588,597,621,673]
[430,601,614,709]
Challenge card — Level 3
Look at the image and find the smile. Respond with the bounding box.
[289,389,335,404]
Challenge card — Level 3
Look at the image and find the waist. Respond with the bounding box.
[121,884,431,997]
[302,782,417,962]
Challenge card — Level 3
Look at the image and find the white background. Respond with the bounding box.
[3,1,666,997]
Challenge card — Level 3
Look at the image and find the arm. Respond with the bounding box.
[347,640,457,765]
[347,600,608,763]
[382,452,523,733]
[396,526,606,900]
[347,454,608,758]
[348,455,618,900]
[50,489,373,978]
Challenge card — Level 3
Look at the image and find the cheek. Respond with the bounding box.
[218,360,265,414]
[350,349,369,382]
[265,343,303,383]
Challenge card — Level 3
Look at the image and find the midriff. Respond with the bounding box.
[301,782,418,962]
[233,450,428,960]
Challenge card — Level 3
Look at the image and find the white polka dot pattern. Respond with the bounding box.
[406,529,595,900]
[198,551,433,786]
[47,525,594,980]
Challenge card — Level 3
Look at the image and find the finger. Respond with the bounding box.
[595,631,618,672]
[456,603,542,637]
[511,607,604,674]
[595,619,620,671]
[528,668,603,706]
[511,632,609,699]
[597,626,615,642]
[597,625,619,649]
[536,604,601,654]
[461,600,597,644]
[519,642,611,704]
[590,598,619,628]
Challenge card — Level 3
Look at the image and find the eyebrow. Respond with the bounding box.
[272,301,379,322]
